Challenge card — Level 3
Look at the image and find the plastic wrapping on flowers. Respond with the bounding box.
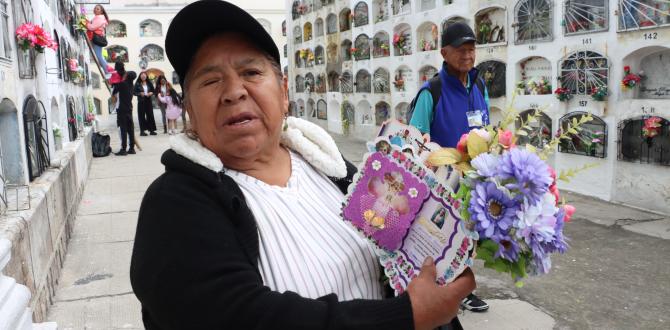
[427,105,593,285]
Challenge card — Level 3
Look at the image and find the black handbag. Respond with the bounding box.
[92,33,107,47]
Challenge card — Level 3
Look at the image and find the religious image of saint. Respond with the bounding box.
[430,207,447,229]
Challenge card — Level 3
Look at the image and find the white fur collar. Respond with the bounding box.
[169,117,347,178]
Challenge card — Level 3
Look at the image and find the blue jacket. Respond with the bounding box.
[430,63,490,148]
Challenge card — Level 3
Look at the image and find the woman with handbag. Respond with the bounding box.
[86,4,110,79]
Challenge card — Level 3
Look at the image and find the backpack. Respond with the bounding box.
[92,132,112,157]
[406,73,487,124]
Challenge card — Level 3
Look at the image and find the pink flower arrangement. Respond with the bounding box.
[642,116,662,139]
[15,23,58,52]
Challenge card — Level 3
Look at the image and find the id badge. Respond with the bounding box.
[466,110,484,128]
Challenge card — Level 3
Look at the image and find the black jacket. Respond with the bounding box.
[130,149,414,329]
[133,80,155,104]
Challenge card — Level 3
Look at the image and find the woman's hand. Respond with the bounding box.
[407,257,476,330]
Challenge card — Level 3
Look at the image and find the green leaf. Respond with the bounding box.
[516,130,528,136]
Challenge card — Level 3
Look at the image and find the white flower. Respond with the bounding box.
[372,160,381,171]
[515,193,558,243]
[471,128,491,142]
[408,188,418,198]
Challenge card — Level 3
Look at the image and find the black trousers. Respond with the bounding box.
[119,113,135,151]
[137,97,157,132]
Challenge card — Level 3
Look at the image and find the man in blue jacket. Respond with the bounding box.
[409,22,490,313]
[410,22,490,148]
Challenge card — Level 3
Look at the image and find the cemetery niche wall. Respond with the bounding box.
[284,0,670,214]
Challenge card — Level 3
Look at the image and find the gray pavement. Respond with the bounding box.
[47,115,669,329]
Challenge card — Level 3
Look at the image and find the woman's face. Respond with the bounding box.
[94,5,102,15]
[140,73,147,81]
[185,33,288,165]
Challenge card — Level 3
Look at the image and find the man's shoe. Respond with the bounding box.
[127,149,136,154]
[114,150,127,156]
[139,131,148,136]
[461,293,489,312]
[149,131,157,136]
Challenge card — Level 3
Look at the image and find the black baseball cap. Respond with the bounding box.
[165,0,280,86]
[441,22,476,48]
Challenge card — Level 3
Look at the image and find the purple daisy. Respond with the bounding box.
[497,148,553,203]
[469,181,520,240]
[471,153,500,178]
[489,232,522,262]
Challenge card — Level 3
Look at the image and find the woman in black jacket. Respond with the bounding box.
[130,2,475,329]
[133,71,157,136]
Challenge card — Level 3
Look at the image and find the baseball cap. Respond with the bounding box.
[441,22,476,48]
[165,0,280,86]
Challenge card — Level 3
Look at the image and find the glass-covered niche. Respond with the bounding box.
[341,39,353,61]
[341,71,354,93]
[514,0,553,44]
[392,0,411,16]
[639,49,670,99]
[563,0,608,35]
[139,19,162,37]
[373,31,391,57]
[618,0,670,31]
[315,18,324,37]
[517,56,552,95]
[373,68,391,93]
[618,116,670,165]
[417,22,438,52]
[356,69,371,93]
[476,60,506,98]
[559,51,608,95]
[375,101,391,125]
[559,112,607,158]
[294,26,302,44]
[475,7,506,45]
[516,109,553,148]
[418,65,438,86]
[393,23,412,56]
[340,8,352,32]
[328,71,340,91]
[394,65,413,91]
[354,34,371,60]
[354,2,369,27]
[107,20,127,38]
[317,99,327,120]
[327,14,338,34]
[395,102,409,124]
[373,0,389,23]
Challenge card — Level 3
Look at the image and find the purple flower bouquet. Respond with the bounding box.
[428,112,593,284]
